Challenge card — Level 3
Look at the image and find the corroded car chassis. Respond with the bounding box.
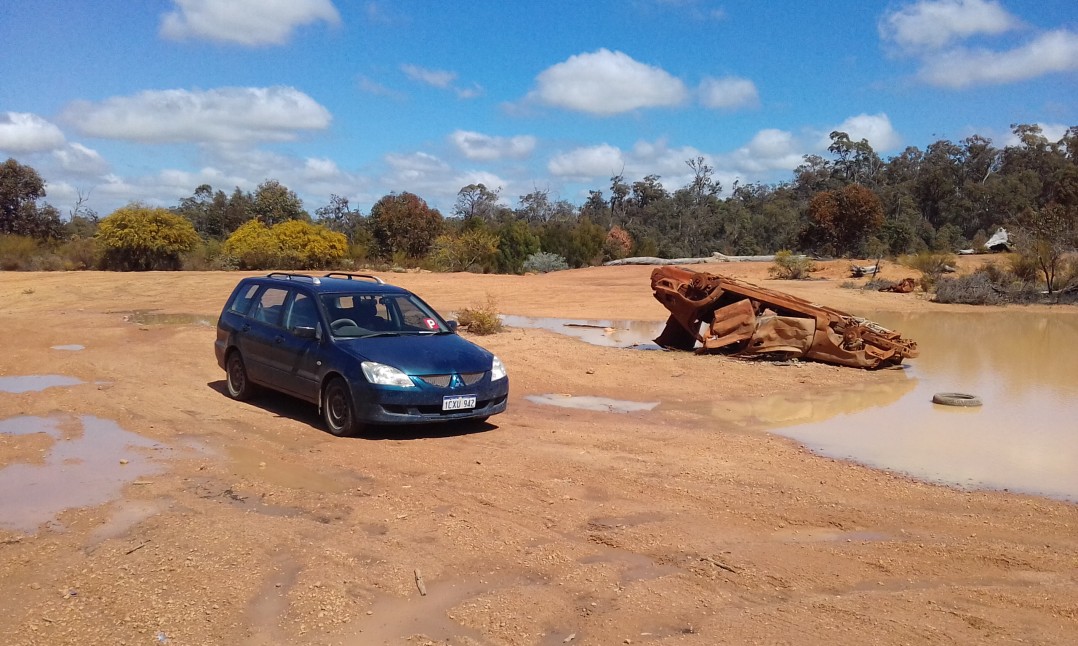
[651,266,918,369]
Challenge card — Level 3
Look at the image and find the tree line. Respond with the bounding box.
[1,123,1075,277]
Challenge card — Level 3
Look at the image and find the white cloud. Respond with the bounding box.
[160,0,340,46]
[546,139,706,187]
[548,144,625,179]
[401,65,483,99]
[918,29,1078,88]
[301,157,342,181]
[698,76,759,110]
[52,143,108,175]
[356,75,403,99]
[826,113,902,151]
[713,129,806,182]
[0,112,66,153]
[879,0,1018,51]
[529,49,689,115]
[63,87,331,144]
[1002,122,1071,146]
[450,130,536,161]
[401,64,456,88]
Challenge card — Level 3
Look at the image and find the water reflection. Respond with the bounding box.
[778,310,1078,502]
[0,374,84,393]
[500,315,664,349]
[0,415,166,533]
[663,374,916,429]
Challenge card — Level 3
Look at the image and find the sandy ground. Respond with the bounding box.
[0,260,1075,645]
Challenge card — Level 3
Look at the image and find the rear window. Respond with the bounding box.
[249,287,289,326]
[228,284,260,315]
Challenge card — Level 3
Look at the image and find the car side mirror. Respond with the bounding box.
[446,320,459,333]
[293,325,319,339]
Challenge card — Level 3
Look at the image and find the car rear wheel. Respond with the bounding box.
[323,378,361,437]
[226,351,257,401]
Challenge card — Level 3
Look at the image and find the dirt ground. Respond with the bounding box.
[0,259,1075,645]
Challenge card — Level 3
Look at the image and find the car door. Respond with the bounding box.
[239,286,290,388]
[274,290,323,402]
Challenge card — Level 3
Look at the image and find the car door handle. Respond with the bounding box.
[274,336,284,344]
[241,324,250,332]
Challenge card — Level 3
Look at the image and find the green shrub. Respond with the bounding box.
[432,229,500,272]
[0,235,40,270]
[900,251,956,292]
[934,273,1005,305]
[56,237,99,270]
[768,250,815,279]
[456,295,504,335]
[1008,253,1040,283]
[96,205,200,271]
[864,278,897,291]
[522,251,568,273]
[222,220,347,269]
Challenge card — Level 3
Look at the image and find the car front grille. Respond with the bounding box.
[416,372,487,388]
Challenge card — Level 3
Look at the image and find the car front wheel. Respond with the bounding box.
[226,351,257,401]
[323,378,361,437]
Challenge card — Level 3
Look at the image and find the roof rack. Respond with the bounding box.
[267,272,321,284]
[323,272,386,284]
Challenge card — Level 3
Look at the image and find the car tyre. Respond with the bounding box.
[932,392,982,407]
[323,377,361,437]
[226,351,257,401]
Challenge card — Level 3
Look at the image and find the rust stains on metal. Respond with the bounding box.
[650,266,918,369]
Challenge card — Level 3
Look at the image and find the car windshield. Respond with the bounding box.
[321,292,449,338]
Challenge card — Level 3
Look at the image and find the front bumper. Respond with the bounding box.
[351,378,509,425]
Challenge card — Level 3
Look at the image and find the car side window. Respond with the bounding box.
[229,284,260,315]
[285,292,319,331]
[250,287,289,327]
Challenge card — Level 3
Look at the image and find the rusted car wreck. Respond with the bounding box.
[651,266,918,369]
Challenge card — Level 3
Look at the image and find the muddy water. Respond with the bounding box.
[0,415,167,532]
[0,374,85,393]
[501,315,664,349]
[504,310,1078,501]
[777,310,1078,501]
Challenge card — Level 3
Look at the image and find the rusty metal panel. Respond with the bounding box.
[650,266,918,369]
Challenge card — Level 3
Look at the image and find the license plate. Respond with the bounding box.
[442,395,477,411]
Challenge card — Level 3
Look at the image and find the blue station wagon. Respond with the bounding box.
[215,273,509,436]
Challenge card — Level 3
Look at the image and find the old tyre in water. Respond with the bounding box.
[932,392,982,407]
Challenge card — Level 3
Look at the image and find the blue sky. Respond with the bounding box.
[1,0,1075,218]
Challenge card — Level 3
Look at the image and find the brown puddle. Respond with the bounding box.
[120,310,215,326]
[776,310,1078,502]
[0,374,85,393]
[501,315,664,349]
[505,310,1078,502]
[0,415,168,533]
[525,393,660,413]
[340,578,493,645]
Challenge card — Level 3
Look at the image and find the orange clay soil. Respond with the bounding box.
[0,261,1074,646]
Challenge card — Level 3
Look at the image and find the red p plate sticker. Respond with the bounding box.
[423,318,439,330]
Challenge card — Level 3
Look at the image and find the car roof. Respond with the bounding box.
[247,272,411,295]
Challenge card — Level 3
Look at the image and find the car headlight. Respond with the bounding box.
[490,356,507,381]
[361,361,415,387]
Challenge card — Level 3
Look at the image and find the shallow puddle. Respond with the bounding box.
[0,374,85,393]
[0,415,167,533]
[526,393,659,413]
[51,344,85,351]
[341,578,492,645]
[502,315,664,349]
[777,310,1078,502]
[121,310,215,326]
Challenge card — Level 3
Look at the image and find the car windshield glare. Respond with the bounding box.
[321,293,447,337]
